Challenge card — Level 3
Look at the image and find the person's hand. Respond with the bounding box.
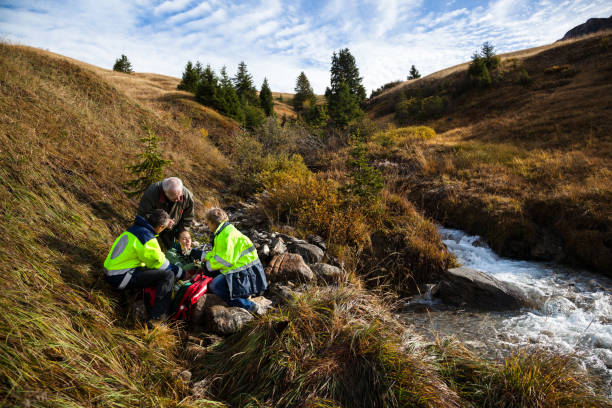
[167,218,176,229]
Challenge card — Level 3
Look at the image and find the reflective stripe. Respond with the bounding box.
[160,258,170,270]
[224,259,260,275]
[118,270,134,289]
[238,246,256,259]
[214,254,233,268]
[104,267,134,276]
[206,259,212,272]
[110,235,129,260]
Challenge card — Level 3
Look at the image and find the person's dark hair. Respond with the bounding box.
[146,209,170,228]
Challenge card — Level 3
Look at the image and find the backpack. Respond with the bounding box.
[172,273,213,321]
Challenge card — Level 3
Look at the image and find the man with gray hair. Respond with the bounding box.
[138,177,194,249]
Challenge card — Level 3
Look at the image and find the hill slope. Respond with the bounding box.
[0,42,236,406]
[365,32,612,275]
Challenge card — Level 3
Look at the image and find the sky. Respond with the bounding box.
[1,1,611,94]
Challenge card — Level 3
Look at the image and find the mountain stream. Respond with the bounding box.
[401,227,612,396]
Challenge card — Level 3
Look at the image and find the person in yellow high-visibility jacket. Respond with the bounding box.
[202,208,267,313]
[104,209,183,321]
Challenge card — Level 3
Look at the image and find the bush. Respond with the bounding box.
[517,68,533,86]
[395,95,446,124]
[243,103,266,130]
[374,126,436,147]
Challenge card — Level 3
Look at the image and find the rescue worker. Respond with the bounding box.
[104,209,183,322]
[202,208,268,313]
[137,177,194,250]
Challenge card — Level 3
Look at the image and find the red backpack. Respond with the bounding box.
[172,273,213,321]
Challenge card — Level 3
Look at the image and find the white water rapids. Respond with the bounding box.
[402,227,612,396]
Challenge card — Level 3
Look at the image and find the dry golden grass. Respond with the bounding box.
[0,41,234,406]
[365,33,612,275]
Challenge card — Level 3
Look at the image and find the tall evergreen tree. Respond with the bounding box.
[233,61,258,106]
[326,48,365,126]
[113,54,133,73]
[195,65,223,110]
[293,72,316,112]
[408,65,421,80]
[219,66,244,122]
[259,78,274,116]
[177,61,200,92]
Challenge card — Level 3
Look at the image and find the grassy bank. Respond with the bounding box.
[366,33,612,276]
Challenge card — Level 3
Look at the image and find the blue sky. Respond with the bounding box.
[1,0,611,93]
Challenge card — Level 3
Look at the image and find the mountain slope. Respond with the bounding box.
[365,32,612,275]
[0,42,233,406]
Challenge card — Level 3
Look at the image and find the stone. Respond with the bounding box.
[432,267,529,311]
[258,244,270,259]
[205,305,254,335]
[311,263,344,284]
[270,237,287,256]
[268,283,296,304]
[307,234,327,251]
[287,242,324,264]
[192,379,210,399]
[265,253,314,283]
[190,293,228,327]
[179,370,192,383]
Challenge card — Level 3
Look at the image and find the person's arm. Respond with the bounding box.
[176,190,194,232]
[203,236,232,273]
[140,238,183,279]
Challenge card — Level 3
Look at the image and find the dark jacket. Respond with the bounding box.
[137,181,194,248]
[225,260,268,300]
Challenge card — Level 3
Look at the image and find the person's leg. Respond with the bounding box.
[126,267,175,319]
[209,273,254,310]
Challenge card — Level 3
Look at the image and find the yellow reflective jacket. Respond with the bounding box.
[204,222,258,274]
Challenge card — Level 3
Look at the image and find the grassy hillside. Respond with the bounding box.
[1,42,609,407]
[0,42,232,406]
[366,32,612,275]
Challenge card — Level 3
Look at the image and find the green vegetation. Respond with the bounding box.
[292,71,316,113]
[467,42,499,88]
[408,64,421,80]
[370,80,402,98]
[396,94,446,124]
[113,54,134,73]
[259,78,274,116]
[124,126,172,197]
[326,48,366,126]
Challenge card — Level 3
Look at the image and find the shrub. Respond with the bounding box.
[374,126,436,147]
[343,141,384,206]
[395,95,446,124]
[421,95,445,118]
[544,64,577,78]
[243,103,266,130]
[112,54,133,73]
[370,80,403,98]
[124,126,171,197]
[517,68,533,86]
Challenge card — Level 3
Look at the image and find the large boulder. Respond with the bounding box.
[287,242,324,264]
[266,253,314,282]
[311,263,345,284]
[432,267,529,310]
[190,293,228,327]
[205,305,254,335]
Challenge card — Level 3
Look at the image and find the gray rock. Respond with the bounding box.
[190,293,228,327]
[271,237,287,256]
[307,234,327,251]
[259,244,270,259]
[266,253,314,282]
[311,263,344,284]
[268,283,296,303]
[179,370,192,383]
[288,242,324,264]
[205,305,254,335]
[192,379,210,399]
[432,267,529,310]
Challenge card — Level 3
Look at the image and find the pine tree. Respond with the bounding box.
[233,61,258,106]
[124,127,171,196]
[113,54,133,73]
[177,61,200,92]
[259,78,274,116]
[219,66,244,122]
[326,48,365,126]
[343,140,383,204]
[293,72,315,112]
[408,65,421,80]
[195,65,223,109]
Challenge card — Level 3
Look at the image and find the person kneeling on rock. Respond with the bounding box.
[202,208,268,314]
[104,209,184,324]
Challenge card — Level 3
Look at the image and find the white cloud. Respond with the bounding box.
[1,0,612,94]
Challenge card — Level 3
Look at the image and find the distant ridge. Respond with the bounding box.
[560,15,612,40]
